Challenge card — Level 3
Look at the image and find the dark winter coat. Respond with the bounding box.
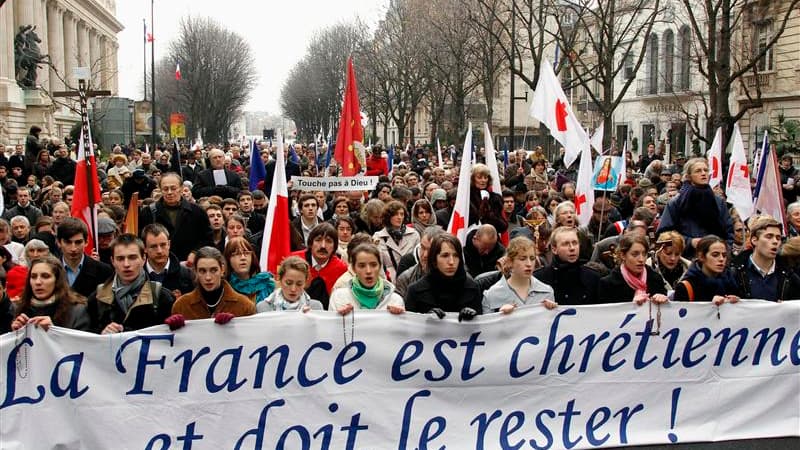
[673,262,741,302]
[597,266,668,303]
[87,278,175,333]
[534,257,602,305]
[138,198,213,261]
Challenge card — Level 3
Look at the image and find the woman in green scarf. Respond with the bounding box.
[329,243,405,315]
[224,237,275,304]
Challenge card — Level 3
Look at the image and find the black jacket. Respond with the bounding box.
[405,273,482,314]
[48,157,76,186]
[264,159,301,197]
[729,250,800,301]
[0,293,13,334]
[139,199,213,261]
[673,263,741,302]
[181,163,202,184]
[534,257,602,305]
[146,253,196,296]
[70,256,114,299]
[598,266,668,303]
[191,168,243,199]
[469,186,508,234]
[463,229,506,278]
[121,177,157,205]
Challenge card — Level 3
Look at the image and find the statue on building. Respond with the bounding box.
[14,25,50,89]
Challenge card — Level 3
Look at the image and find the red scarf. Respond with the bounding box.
[621,265,648,302]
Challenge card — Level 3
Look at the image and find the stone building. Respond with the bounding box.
[0,0,123,145]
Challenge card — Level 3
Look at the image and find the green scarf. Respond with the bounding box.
[351,278,383,309]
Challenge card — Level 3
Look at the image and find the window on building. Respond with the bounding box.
[754,21,774,71]
[679,26,691,90]
[663,30,675,92]
[648,34,659,94]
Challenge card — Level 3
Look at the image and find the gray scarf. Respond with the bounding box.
[112,270,148,312]
[268,289,310,311]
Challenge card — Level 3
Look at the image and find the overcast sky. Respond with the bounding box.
[116,0,387,113]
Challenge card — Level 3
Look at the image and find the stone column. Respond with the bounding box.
[14,0,35,31]
[77,20,89,68]
[32,0,49,90]
[62,12,77,87]
[0,0,15,83]
[47,2,65,93]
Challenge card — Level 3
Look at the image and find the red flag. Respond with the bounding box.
[448,123,473,244]
[175,63,182,81]
[260,131,291,274]
[333,57,364,176]
[71,126,102,254]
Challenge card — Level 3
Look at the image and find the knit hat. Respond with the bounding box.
[6,265,28,299]
[430,188,447,204]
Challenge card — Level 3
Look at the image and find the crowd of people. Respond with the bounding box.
[1,126,798,336]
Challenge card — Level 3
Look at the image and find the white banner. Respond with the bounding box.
[1,301,798,449]
[290,176,378,191]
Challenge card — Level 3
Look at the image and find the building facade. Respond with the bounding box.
[0,0,123,145]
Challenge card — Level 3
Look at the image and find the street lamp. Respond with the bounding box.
[128,102,135,146]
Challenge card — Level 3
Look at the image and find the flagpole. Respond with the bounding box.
[79,79,98,250]
[143,19,147,101]
[150,0,156,151]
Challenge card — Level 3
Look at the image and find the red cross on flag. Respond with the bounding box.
[530,58,589,168]
[726,124,753,220]
[707,127,723,188]
[574,145,595,227]
[448,123,474,245]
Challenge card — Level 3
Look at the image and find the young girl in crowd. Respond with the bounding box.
[10,256,89,332]
[647,231,690,290]
[258,256,323,312]
[598,234,669,305]
[329,243,405,315]
[167,247,255,327]
[406,233,482,321]
[482,237,557,314]
[224,237,274,304]
[673,235,741,304]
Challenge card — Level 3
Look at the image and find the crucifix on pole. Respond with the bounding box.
[52,68,110,251]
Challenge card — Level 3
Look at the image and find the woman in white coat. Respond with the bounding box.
[373,200,419,281]
[329,243,405,315]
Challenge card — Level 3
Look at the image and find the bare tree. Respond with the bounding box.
[280,21,367,142]
[678,0,800,147]
[557,0,661,150]
[153,16,257,144]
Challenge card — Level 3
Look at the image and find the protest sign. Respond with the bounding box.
[1,301,798,449]
[290,176,378,191]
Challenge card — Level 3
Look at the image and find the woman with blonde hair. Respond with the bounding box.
[646,231,691,290]
[483,237,556,314]
[258,256,323,312]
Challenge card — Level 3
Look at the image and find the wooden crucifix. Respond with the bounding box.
[52,78,110,252]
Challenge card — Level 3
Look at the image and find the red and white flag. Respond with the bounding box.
[707,127,723,189]
[574,145,595,226]
[530,58,589,167]
[619,141,628,187]
[726,124,753,220]
[483,123,502,193]
[448,123,474,245]
[260,130,291,274]
[71,123,102,254]
[754,144,786,231]
[175,63,182,81]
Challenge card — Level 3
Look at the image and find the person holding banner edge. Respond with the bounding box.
[329,243,404,315]
[598,234,669,305]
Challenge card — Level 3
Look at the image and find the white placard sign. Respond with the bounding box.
[0,301,798,449]
[291,176,378,191]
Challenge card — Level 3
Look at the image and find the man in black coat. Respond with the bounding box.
[56,218,114,299]
[534,227,601,305]
[139,172,213,261]
[24,126,42,176]
[48,145,76,186]
[141,223,196,298]
[264,146,301,197]
[181,151,202,184]
[121,169,157,205]
[463,225,506,278]
[191,148,243,199]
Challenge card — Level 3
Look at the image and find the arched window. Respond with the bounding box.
[648,34,659,94]
[679,26,691,90]
[663,30,675,92]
